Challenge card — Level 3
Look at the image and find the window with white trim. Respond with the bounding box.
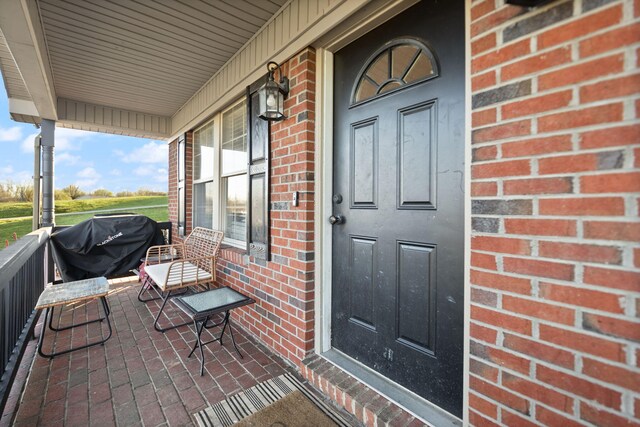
[177,134,186,236]
[221,100,247,245]
[190,99,247,248]
[193,120,215,229]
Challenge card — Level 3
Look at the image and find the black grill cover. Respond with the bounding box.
[51,214,165,282]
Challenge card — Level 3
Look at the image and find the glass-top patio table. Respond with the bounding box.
[173,286,255,376]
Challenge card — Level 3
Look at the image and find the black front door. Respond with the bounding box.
[331,0,465,417]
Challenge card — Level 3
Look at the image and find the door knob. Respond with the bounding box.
[329,215,345,225]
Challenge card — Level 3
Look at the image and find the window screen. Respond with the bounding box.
[193,121,215,229]
[221,101,247,244]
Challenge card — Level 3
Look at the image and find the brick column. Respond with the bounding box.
[469,0,639,425]
[216,48,317,367]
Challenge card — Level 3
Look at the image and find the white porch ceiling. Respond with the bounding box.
[0,29,30,101]
[37,0,286,117]
[0,0,388,139]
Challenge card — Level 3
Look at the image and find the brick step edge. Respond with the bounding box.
[301,354,427,427]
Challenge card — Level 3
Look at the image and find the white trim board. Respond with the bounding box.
[314,46,333,354]
[462,1,472,425]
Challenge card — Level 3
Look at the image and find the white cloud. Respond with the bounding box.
[74,168,101,191]
[57,153,81,165]
[154,169,168,183]
[0,165,31,183]
[133,166,169,186]
[133,166,152,176]
[74,179,99,190]
[15,171,32,182]
[74,167,102,190]
[20,132,40,153]
[56,128,93,151]
[77,167,101,179]
[0,165,13,175]
[0,126,23,142]
[21,128,93,153]
[110,169,122,176]
[16,171,32,182]
[118,141,167,164]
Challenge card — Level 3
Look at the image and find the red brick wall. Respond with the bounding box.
[208,48,316,367]
[166,50,315,367]
[470,0,639,425]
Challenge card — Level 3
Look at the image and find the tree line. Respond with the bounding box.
[0,182,166,202]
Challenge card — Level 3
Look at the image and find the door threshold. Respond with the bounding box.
[321,348,462,427]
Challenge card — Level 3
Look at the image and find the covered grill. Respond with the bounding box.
[50,214,165,282]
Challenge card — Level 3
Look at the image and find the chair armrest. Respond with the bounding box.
[163,255,218,286]
[144,244,185,266]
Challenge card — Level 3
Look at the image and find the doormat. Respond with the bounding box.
[193,372,352,427]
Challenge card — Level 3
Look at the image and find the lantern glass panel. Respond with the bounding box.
[277,91,284,118]
[258,86,267,118]
[266,85,278,117]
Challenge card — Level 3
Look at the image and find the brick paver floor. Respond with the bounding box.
[6,278,291,426]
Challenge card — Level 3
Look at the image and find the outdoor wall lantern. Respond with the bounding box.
[258,61,289,121]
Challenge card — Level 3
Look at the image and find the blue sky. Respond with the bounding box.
[0,84,168,193]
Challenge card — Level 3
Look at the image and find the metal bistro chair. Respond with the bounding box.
[142,227,223,332]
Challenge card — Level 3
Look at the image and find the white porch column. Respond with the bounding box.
[40,119,54,227]
[32,134,41,231]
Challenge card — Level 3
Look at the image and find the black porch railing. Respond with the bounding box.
[0,228,53,414]
[0,219,170,415]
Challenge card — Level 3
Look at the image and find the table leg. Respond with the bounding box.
[187,318,208,376]
[37,307,51,358]
[103,296,111,317]
[100,297,113,343]
[203,312,227,330]
[218,312,230,346]
[227,317,243,359]
[37,296,112,359]
[47,298,109,332]
[187,312,244,364]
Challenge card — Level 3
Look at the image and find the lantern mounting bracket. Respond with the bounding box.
[267,61,289,94]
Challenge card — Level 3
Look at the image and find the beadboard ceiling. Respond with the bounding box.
[37,0,287,117]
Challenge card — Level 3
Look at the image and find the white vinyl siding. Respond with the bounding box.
[171,0,355,135]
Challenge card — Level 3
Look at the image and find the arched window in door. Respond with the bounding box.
[352,39,439,105]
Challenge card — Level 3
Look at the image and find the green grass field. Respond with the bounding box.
[0,195,168,218]
[0,196,168,245]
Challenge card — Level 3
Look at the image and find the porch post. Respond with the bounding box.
[32,134,41,231]
[40,119,55,227]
